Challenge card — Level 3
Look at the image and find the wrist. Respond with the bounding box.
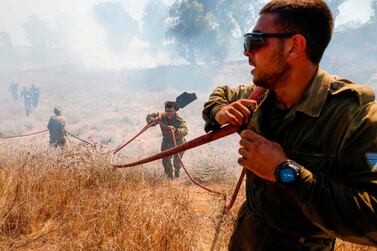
[275,159,302,184]
[213,106,226,125]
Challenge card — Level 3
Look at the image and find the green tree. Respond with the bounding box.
[167,1,215,64]
[167,0,265,64]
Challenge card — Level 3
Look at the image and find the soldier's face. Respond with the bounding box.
[165,108,176,119]
[244,13,291,89]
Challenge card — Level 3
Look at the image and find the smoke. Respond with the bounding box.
[0,0,375,72]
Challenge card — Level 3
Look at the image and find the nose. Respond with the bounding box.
[244,50,253,57]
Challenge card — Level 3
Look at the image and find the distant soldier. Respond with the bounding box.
[47,107,67,147]
[19,86,32,116]
[146,101,188,179]
[8,82,18,101]
[30,84,40,108]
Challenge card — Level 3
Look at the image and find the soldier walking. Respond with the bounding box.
[47,107,67,147]
[146,101,188,179]
[30,84,40,108]
[8,82,18,102]
[20,86,32,116]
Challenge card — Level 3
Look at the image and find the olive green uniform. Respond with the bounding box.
[203,69,377,250]
[146,112,188,178]
[47,115,67,147]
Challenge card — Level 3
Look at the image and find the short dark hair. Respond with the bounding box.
[165,101,180,111]
[260,0,333,64]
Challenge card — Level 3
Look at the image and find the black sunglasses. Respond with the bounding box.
[243,32,297,52]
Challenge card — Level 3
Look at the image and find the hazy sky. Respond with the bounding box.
[0,0,373,47]
[0,0,374,70]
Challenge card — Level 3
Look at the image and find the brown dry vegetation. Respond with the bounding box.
[0,144,237,250]
[0,144,375,251]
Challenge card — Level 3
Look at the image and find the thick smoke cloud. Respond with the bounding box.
[142,0,169,48]
[0,0,375,82]
[93,2,140,52]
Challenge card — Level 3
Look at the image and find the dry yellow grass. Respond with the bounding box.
[0,144,375,251]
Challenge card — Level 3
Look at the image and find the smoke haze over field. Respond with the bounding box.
[0,0,375,71]
[1,0,377,144]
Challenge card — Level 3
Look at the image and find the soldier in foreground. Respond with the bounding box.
[203,0,377,250]
[20,86,32,116]
[146,101,188,179]
[47,107,67,147]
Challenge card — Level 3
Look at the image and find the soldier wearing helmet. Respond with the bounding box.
[47,107,67,147]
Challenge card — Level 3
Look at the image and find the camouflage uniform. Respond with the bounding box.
[47,114,67,147]
[147,112,188,178]
[203,69,377,250]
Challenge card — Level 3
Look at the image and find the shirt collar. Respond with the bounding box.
[250,68,334,133]
[291,68,333,118]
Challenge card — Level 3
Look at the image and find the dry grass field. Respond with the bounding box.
[0,144,240,250]
[0,144,375,250]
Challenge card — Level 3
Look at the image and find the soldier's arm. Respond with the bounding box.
[146,112,160,124]
[62,118,67,135]
[174,115,188,138]
[47,118,52,130]
[282,101,377,246]
[202,84,254,132]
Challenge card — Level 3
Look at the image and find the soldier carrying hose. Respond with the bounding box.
[47,107,67,147]
[203,0,377,250]
[146,101,188,179]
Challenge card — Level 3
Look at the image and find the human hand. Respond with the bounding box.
[150,118,159,126]
[238,130,287,182]
[167,126,176,133]
[215,99,257,126]
[150,115,163,126]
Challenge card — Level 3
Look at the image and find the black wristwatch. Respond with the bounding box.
[275,160,302,184]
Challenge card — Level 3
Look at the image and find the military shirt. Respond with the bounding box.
[20,90,32,102]
[47,115,67,143]
[146,112,188,141]
[202,69,377,246]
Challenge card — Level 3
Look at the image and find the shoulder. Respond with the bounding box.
[210,83,255,100]
[216,83,254,92]
[324,75,377,126]
[147,112,160,117]
[174,113,185,122]
[175,113,184,119]
[328,76,375,105]
[56,115,66,122]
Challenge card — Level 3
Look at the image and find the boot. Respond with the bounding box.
[174,169,180,178]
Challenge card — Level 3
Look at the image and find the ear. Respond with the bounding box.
[286,34,307,63]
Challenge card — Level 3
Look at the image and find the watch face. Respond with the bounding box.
[279,167,297,183]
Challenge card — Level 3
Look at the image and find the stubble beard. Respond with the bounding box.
[253,43,290,89]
